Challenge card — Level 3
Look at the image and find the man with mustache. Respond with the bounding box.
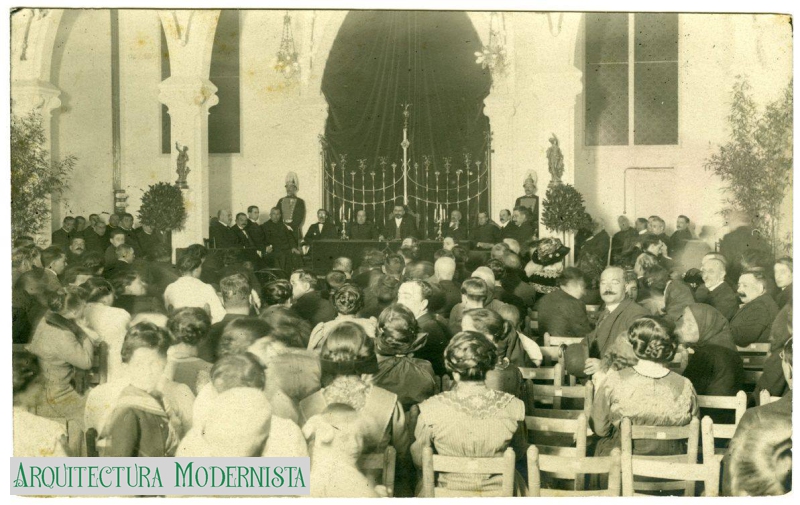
[730,269,780,347]
[583,266,648,376]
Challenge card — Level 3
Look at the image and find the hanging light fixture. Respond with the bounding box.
[275,11,300,80]
[475,12,507,78]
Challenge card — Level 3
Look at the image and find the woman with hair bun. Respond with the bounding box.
[300,322,407,457]
[590,316,698,459]
[13,351,68,457]
[307,284,377,351]
[410,331,528,495]
[461,308,524,399]
[81,277,131,381]
[27,285,97,429]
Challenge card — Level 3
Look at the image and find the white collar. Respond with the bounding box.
[639,229,647,235]
[633,360,670,378]
[395,216,403,222]
[605,302,621,313]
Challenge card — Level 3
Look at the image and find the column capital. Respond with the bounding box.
[11,79,61,117]
[158,76,219,113]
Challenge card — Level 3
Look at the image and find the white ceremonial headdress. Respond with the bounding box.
[524,171,538,186]
[285,172,299,190]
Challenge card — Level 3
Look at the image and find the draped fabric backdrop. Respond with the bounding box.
[321,11,492,238]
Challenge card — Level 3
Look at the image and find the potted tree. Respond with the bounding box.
[11,112,75,242]
[137,182,188,256]
[541,182,588,263]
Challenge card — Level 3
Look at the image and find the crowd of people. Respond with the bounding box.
[9,194,792,496]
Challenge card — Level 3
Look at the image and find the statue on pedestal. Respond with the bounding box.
[547,134,564,189]
[175,142,190,189]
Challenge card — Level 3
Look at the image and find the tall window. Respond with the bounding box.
[161,10,241,154]
[585,13,679,146]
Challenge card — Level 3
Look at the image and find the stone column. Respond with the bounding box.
[158,76,218,254]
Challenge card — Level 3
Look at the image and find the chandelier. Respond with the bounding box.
[275,11,300,80]
[474,12,507,78]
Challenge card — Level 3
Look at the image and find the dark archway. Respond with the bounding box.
[321,11,492,237]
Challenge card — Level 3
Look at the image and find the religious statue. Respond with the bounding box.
[547,134,565,189]
[276,172,306,243]
[175,142,190,189]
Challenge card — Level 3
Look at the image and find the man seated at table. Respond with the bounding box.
[349,210,376,240]
[443,210,467,242]
[303,209,339,245]
[471,211,500,249]
[380,204,418,240]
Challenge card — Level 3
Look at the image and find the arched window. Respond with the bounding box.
[161,10,241,154]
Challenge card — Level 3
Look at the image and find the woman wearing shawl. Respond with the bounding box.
[299,322,408,455]
[675,303,744,397]
[371,304,438,411]
[100,323,180,457]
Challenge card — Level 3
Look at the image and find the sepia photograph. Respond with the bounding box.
[6,1,794,499]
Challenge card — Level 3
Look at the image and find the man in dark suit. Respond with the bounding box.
[611,215,638,266]
[470,211,500,249]
[349,210,376,240]
[209,209,236,249]
[231,212,257,249]
[380,204,418,240]
[514,173,539,240]
[577,219,611,268]
[83,221,108,254]
[730,270,780,347]
[290,269,336,327]
[276,177,306,244]
[695,258,739,320]
[134,224,162,260]
[262,207,302,277]
[720,214,770,284]
[669,215,693,259]
[647,216,671,256]
[245,206,268,253]
[430,256,461,318]
[535,267,593,337]
[303,209,339,244]
[497,209,513,240]
[443,210,467,242]
[397,280,452,377]
[504,206,537,246]
[119,213,142,258]
[584,266,649,374]
[51,216,75,250]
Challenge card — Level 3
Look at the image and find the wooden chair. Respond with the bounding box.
[622,447,722,497]
[696,391,747,454]
[528,446,621,497]
[421,446,516,497]
[525,414,589,488]
[519,364,562,412]
[530,380,593,415]
[620,417,700,496]
[358,446,397,497]
[544,334,585,348]
[86,428,100,457]
[528,310,540,336]
[736,343,771,371]
[736,343,771,354]
[539,345,563,367]
[742,370,763,390]
[759,389,782,406]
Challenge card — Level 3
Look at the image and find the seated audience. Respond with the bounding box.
[305,404,388,497]
[431,256,461,317]
[449,271,512,334]
[290,269,337,327]
[81,277,131,381]
[495,303,543,367]
[675,304,743,398]
[773,257,792,309]
[64,266,94,287]
[411,331,527,495]
[104,229,126,268]
[199,273,254,362]
[103,243,135,280]
[332,256,354,279]
[695,257,739,320]
[352,248,385,289]
[99,322,179,457]
[41,246,67,291]
[397,279,451,376]
[461,308,524,398]
[361,274,401,318]
[731,269,780,346]
[264,279,293,307]
[371,304,437,410]
[13,351,68,457]
[13,268,51,344]
[166,307,213,395]
[534,267,593,337]
[308,284,377,351]
[299,322,407,454]
[643,264,695,322]
[590,317,698,459]
[163,253,226,324]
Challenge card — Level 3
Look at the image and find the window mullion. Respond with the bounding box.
[628,13,635,146]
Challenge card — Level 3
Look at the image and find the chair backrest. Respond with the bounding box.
[520,364,562,411]
[531,380,593,415]
[529,310,540,335]
[620,417,700,496]
[544,334,584,348]
[742,370,763,388]
[86,428,99,457]
[525,414,588,483]
[421,446,516,497]
[357,446,397,497]
[528,445,621,497]
[736,343,771,354]
[539,345,563,367]
[697,391,748,440]
[759,389,782,406]
[623,444,722,497]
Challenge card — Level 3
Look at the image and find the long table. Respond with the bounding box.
[309,240,491,275]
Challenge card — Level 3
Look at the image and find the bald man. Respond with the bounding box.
[611,215,637,266]
[432,257,461,317]
[695,258,739,321]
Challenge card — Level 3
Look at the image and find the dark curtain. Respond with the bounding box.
[321,11,492,237]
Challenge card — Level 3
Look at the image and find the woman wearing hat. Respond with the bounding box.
[524,237,571,294]
[300,322,407,456]
[411,331,528,495]
[371,305,437,410]
[590,316,698,460]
